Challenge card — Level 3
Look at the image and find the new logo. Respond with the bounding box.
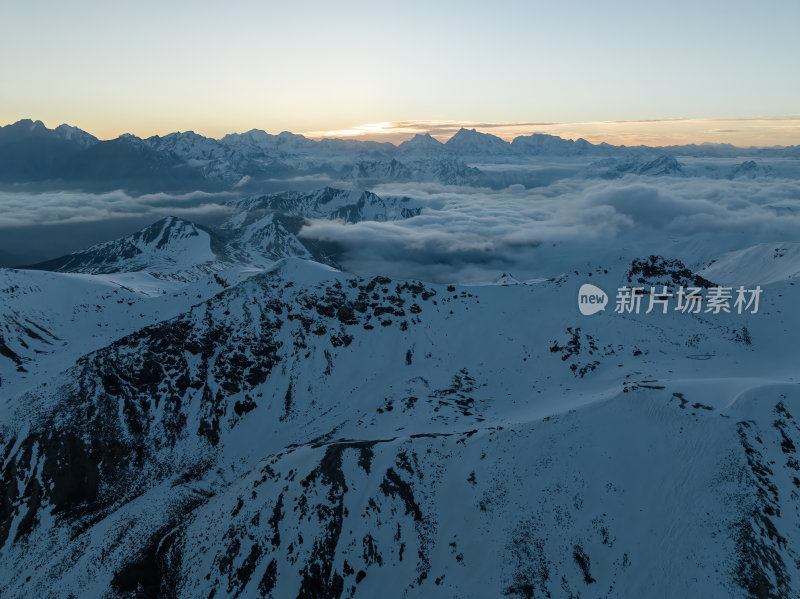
[578,283,608,316]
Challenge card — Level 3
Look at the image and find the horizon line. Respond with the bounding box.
[3,116,800,149]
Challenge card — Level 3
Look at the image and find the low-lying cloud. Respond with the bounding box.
[2,171,798,281]
[0,189,234,228]
[299,176,800,281]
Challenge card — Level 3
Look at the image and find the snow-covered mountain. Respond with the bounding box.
[20,187,424,278]
[728,160,775,179]
[444,127,512,158]
[595,154,686,178]
[2,124,800,597]
[143,131,255,184]
[396,133,450,160]
[229,187,423,223]
[27,217,225,276]
[53,123,98,149]
[700,242,800,286]
[510,132,607,156]
[1,246,799,597]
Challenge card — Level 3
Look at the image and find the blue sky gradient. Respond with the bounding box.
[1,0,798,144]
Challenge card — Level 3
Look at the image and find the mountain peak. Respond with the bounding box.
[3,118,48,132]
[26,216,217,275]
[397,132,447,157]
[54,123,98,147]
[404,132,443,146]
[278,130,307,139]
[445,127,510,154]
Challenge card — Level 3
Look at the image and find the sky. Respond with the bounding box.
[1,0,799,146]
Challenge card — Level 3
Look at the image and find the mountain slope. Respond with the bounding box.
[27,216,225,276]
[1,256,798,597]
[700,242,800,286]
[0,264,234,408]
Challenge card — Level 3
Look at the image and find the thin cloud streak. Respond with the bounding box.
[303,118,800,147]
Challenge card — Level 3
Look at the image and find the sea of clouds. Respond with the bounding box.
[1,168,798,278]
[298,175,800,281]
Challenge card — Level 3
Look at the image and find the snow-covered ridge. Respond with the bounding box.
[1,161,800,596]
[26,216,222,275]
[1,248,799,596]
[20,187,426,280]
[229,187,423,223]
[700,242,800,286]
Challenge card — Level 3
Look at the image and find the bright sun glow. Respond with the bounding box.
[306,122,398,138]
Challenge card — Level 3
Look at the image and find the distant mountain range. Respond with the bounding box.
[2,119,798,191]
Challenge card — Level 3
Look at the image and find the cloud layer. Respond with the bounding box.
[299,175,800,282]
[0,189,233,228]
[2,169,798,281]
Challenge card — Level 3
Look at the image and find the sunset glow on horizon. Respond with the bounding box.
[5,116,800,149]
[302,118,800,148]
